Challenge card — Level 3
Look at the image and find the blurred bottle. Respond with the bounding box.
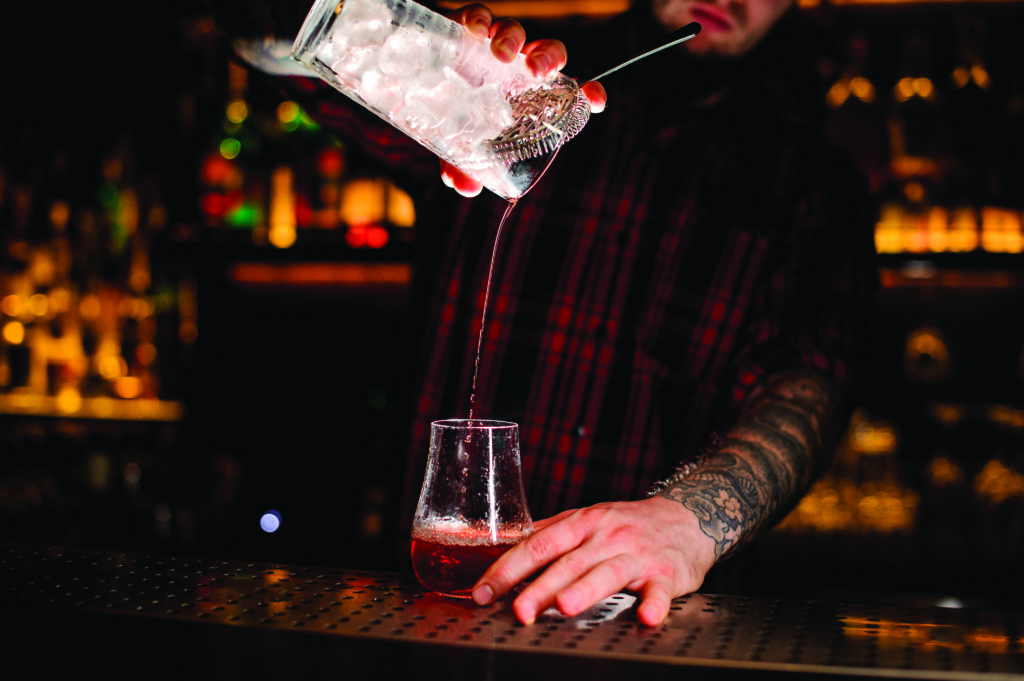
[992,64,1024,209]
[946,15,994,207]
[199,62,265,231]
[823,31,886,193]
[887,30,945,207]
[312,146,345,230]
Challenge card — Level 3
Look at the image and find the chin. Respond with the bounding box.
[684,38,740,61]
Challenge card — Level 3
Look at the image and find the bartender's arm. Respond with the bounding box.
[472,369,842,626]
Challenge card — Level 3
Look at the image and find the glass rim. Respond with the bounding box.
[291,0,344,65]
[431,419,518,430]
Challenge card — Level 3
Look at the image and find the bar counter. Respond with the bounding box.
[2,542,1021,680]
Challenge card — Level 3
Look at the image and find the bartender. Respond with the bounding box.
[212,0,879,627]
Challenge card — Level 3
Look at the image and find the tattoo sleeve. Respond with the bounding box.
[657,369,841,560]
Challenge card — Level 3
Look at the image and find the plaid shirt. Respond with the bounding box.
[287,12,879,523]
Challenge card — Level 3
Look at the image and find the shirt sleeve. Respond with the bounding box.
[730,146,880,420]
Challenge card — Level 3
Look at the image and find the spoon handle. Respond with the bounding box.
[578,21,702,84]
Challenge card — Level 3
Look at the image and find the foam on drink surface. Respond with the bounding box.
[411,517,528,546]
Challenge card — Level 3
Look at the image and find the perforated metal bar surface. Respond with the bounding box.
[2,543,1022,680]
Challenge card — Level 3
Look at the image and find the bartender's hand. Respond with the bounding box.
[440,3,607,197]
[473,370,842,626]
[472,495,717,627]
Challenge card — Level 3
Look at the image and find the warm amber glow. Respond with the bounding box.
[874,204,901,254]
[903,181,925,204]
[56,385,83,414]
[79,293,102,321]
[269,166,298,249]
[49,288,71,314]
[987,404,1024,429]
[894,77,915,102]
[91,397,116,418]
[340,178,386,226]
[226,99,249,125]
[29,248,55,287]
[2,321,25,345]
[179,320,199,346]
[27,293,49,317]
[913,77,934,99]
[827,77,877,108]
[905,329,949,361]
[873,203,1010,255]
[2,294,25,318]
[927,456,964,487]
[857,490,917,531]
[930,403,964,426]
[971,64,990,89]
[277,100,300,125]
[850,422,897,454]
[891,156,939,179]
[778,477,919,534]
[849,76,875,102]
[387,183,416,227]
[904,326,952,382]
[952,66,969,89]
[926,207,948,252]
[229,262,412,285]
[899,217,928,254]
[974,460,1024,504]
[949,207,980,252]
[49,200,71,230]
[840,617,1017,653]
[120,188,139,238]
[98,355,127,381]
[114,376,143,399]
[826,81,850,109]
[980,207,1024,253]
[136,342,158,367]
[894,77,934,102]
[127,296,153,319]
[263,568,291,585]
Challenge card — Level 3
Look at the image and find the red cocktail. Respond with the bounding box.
[411,528,520,597]
[411,420,532,597]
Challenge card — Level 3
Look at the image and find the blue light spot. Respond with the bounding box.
[260,510,282,533]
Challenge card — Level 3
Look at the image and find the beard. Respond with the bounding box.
[625,0,798,107]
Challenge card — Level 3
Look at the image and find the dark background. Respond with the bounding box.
[2,0,1023,609]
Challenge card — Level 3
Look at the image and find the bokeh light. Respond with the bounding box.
[219,138,242,160]
[260,510,282,533]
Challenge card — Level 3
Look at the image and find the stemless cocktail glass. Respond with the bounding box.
[411,419,532,598]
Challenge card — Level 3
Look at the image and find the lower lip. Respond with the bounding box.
[690,7,733,32]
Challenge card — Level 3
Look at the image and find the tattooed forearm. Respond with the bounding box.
[658,370,841,560]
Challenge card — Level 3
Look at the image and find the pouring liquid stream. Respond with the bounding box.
[468,198,517,422]
[465,21,702,422]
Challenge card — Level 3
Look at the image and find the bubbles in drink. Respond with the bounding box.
[411,523,527,597]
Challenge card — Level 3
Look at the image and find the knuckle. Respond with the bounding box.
[575,505,608,528]
[558,549,588,576]
[522,530,559,563]
[599,561,628,589]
